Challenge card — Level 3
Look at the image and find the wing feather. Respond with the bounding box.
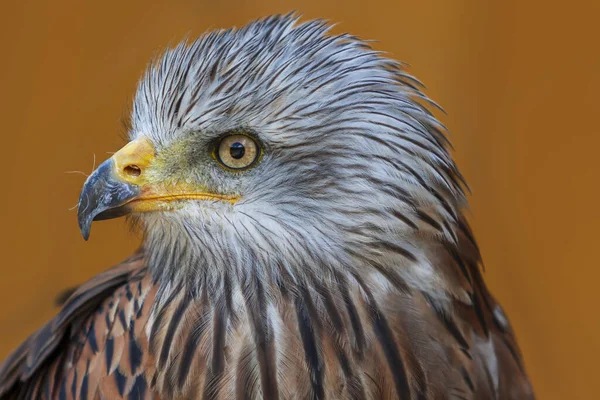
[0,252,148,399]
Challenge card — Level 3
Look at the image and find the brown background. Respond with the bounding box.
[0,0,597,398]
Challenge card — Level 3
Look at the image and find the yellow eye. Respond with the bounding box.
[216,134,260,170]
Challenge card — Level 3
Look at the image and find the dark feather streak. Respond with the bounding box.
[129,321,143,374]
[295,288,324,400]
[177,309,208,390]
[105,337,114,375]
[355,275,411,399]
[129,375,147,400]
[158,294,191,368]
[114,368,127,396]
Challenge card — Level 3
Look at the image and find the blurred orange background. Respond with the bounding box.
[0,1,597,398]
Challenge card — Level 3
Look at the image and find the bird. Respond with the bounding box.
[0,14,534,400]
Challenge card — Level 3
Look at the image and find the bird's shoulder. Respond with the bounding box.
[439,219,535,399]
[0,251,156,399]
[440,273,536,400]
[398,215,535,399]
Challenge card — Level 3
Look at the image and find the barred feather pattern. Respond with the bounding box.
[0,14,534,399]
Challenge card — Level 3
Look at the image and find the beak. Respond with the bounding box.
[77,137,154,240]
[77,137,238,240]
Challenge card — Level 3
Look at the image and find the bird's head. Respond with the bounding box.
[78,15,468,291]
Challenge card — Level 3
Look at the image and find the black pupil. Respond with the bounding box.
[230,142,245,159]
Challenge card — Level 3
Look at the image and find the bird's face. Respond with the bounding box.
[78,17,464,284]
[78,105,374,272]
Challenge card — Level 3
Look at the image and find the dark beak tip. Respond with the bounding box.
[77,209,92,241]
[80,224,91,241]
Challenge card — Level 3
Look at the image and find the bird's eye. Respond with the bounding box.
[216,134,260,170]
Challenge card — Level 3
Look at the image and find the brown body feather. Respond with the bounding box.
[0,223,534,399]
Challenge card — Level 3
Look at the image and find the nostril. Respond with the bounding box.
[123,165,142,177]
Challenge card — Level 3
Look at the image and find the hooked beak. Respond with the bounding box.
[77,137,238,240]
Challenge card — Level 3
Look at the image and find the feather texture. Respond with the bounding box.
[0,14,534,399]
[0,224,533,399]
